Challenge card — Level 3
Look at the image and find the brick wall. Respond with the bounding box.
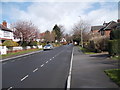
[105,30,111,37]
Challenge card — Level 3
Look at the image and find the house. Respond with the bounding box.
[91,25,103,34]
[0,21,14,44]
[99,21,117,37]
[111,19,120,29]
[91,20,119,37]
[39,33,45,42]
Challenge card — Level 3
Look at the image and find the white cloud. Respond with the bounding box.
[2,1,118,33]
[1,0,119,2]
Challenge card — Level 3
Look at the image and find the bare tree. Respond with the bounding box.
[44,30,51,42]
[11,21,39,44]
[50,30,56,42]
[72,19,90,45]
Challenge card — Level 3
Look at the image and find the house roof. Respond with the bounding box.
[99,21,117,32]
[0,24,12,32]
[111,22,120,29]
[91,25,103,31]
[104,21,117,30]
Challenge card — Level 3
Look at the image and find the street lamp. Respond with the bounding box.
[78,16,83,47]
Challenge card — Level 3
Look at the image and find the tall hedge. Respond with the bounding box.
[108,39,120,56]
[110,28,120,40]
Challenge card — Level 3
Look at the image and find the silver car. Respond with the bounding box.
[43,44,53,51]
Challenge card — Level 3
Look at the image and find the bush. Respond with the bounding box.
[39,42,47,47]
[2,40,19,51]
[29,41,38,46]
[110,28,120,40]
[3,40,19,47]
[108,40,120,56]
[17,41,28,47]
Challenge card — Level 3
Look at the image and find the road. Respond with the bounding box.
[2,44,73,89]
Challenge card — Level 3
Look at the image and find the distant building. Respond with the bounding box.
[39,33,45,42]
[0,21,14,44]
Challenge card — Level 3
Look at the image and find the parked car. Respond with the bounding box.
[43,44,53,51]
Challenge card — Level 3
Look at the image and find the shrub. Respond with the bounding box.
[2,40,19,51]
[110,28,120,40]
[88,36,109,52]
[29,41,38,46]
[18,41,28,47]
[108,40,119,56]
[3,40,19,47]
[39,42,47,47]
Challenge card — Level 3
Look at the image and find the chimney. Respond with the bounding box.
[103,21,107,26]
[117,19,120,23]
[2,20,7,27]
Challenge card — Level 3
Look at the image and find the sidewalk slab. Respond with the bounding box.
[71,46,119,88]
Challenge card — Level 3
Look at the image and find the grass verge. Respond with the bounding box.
[111,56,120,60]
[1,48,42,59]
[78,46,96,54]
[105,69,120,86]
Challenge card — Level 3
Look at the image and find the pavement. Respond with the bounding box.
[2,45,73,89]
[1,50,43,62]
[71,46,119,89]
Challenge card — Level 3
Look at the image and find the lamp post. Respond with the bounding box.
[78,16,83,47]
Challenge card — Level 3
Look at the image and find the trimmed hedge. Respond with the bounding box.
[108,39,120,56]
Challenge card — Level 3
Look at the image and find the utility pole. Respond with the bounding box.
[79,16,83,47]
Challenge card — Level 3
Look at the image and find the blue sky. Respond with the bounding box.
[0,1,118,33]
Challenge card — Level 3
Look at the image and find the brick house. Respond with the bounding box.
[91,25,103,34]
[99,21,117,37]
[91,20,119,37]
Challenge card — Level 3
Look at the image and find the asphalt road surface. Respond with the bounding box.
[2,44,73,89]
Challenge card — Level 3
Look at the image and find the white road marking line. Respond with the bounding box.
[53,57,54,58]
[46,61,48,63]
[67,47,74,90]
[33,68,38,72]
[21,75,29,81]
[41,64,44,67]
[7,86,13,90]
[50,59,52,61]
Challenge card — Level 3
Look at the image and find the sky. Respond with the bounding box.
[0,0,119,33]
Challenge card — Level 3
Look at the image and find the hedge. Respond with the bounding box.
[108,39,120,56]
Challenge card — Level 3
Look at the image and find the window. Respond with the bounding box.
[4,31,10,37]
[101,30,105,36]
